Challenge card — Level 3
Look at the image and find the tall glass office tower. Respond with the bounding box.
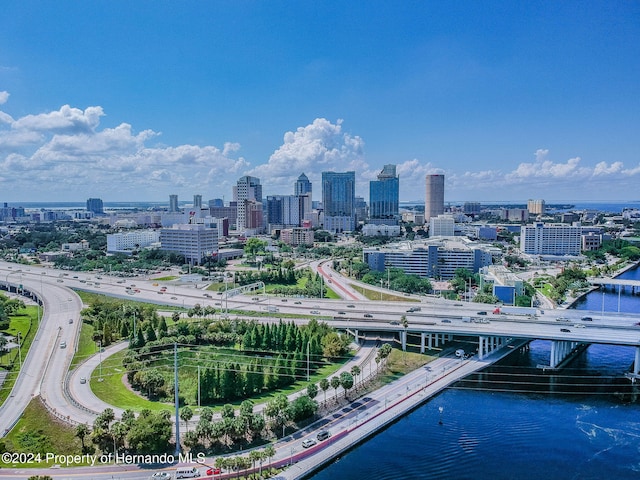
[294,173,312,196]
[369,164,399,225]
[322,171,355,232]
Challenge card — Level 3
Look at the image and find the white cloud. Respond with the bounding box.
[1,100,639,202]
[0,91,8,105]
[248,118,367,195]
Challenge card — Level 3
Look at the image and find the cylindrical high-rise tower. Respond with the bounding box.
[425,174,445,222]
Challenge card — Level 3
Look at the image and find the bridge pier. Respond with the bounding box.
[478,336,507,359]
[548,340,586,369]
[401,330,407,351]
[420,332,425,354]
[635,346,640,376]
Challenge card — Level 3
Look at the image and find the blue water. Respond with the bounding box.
[310,267,640,480]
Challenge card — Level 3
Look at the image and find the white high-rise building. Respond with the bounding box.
[520,222,581,256]
[107,230,160,254]
[159,224,218,265]
[429,214,455,237]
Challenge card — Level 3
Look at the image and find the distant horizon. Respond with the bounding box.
[4,199,640,208]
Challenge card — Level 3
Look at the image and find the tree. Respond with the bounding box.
[307,382,318,399]
[350,365,361,390]
[319,378,330,404]
[180,406,193,432]
[75,423,90,452]
[339,371,354,400]
[330,376,341,401]
[264,444,276,474]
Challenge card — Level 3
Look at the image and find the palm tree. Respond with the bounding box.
[75,423,90,452]
[180,406,193,432]
[330,376,341,402]
[350,365,361,390]
[319,378,330,404]
[264,444,276,474]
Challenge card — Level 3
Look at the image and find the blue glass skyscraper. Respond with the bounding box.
[369,164,399,225]
[322,171,355,232]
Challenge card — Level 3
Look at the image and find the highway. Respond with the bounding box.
[2,260,640,479]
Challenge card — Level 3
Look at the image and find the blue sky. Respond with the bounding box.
[1,1,639,204]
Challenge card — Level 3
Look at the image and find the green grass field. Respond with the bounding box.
[0,397,84,467]
[0,305,39,405]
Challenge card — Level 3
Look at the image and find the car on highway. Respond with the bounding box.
[171,296,177,300]
[302,438,317,448]
[59,341,67,349]
[477,311,487,315]
[294,301,302,304]
[337,311,346,315]
[80,377,86,384]
[573,324,585,328]
[560,328,571,333]
[581,316,593,321]
[281,298,288,302]
[347,304,355,308]
[206,467,221,475]
[389,321,399,325]
[441,319,452,323]
[364,313,373,318]
[317,430,331,441]
[68,318,73,324]
[406,307,421,312]
[310,310,321,315]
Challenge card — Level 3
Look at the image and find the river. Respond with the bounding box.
[309,266,640,479]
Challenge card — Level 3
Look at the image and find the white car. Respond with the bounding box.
[150,473,171,480]
[302,438,317,448]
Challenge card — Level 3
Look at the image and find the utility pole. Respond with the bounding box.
[174,342,181,455]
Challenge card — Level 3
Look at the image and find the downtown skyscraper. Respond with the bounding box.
[425,174,445,222]
[369,164,399,225]
[322,171,355,232]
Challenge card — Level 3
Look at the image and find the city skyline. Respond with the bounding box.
[1,2,638,203]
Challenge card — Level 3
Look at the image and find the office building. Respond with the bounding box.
[107,230,160,254]
[322,171,356,232]
[234,176,263,232]
[520,222,582,256]
[295,173,312,196]
[159,224,218,265]
[169,194,179,213]
[193,195,203,210]
[527,199,546,215]
[429,214,455,237]
[463,202,481,215]
[280,227,314,246]
[363,238,494,279]
[425,174,445,222]
[86,198,104,215]
[369,164,399,225]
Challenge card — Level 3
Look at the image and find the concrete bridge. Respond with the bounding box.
[337,308,640,378]
[589,277,640,293]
